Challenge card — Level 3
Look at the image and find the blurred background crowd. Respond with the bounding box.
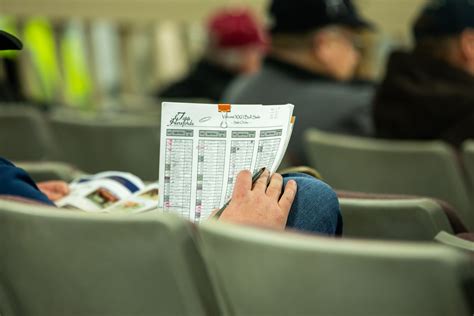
[0,0,429,110]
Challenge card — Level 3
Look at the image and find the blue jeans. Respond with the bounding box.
[283,173,342,236]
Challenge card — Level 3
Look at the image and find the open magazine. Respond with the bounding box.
[56,171,159,214]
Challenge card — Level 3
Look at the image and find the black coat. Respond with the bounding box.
[373,51,474,147]
[157,60,236,102]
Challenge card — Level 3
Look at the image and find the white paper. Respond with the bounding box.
[158,102,294,223]
[104,183,159,214]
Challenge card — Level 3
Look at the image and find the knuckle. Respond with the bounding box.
[266,186,276,194]
[289,187,297,196]
[283,193,294,204]
[273,173,283,181]
[234,191,246,200]
[267,187,281,196]
[286,183,297,195]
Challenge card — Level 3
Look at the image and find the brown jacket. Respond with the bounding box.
[373,51,474,147]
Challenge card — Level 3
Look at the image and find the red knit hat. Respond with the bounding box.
[207,8,268,49]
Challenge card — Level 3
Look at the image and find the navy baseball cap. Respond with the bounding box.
[413,0,474,40]
[0,30,22,51]
[269,0,373,34]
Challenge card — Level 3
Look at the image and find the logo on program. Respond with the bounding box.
[169,112,194,127]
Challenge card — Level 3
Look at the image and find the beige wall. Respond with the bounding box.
[1,0,426,37]
[0,0,267,23]
[357,0,427,41]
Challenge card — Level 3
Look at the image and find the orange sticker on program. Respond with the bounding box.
[218,104,231,112]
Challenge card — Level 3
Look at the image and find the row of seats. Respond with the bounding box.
[16,161,469,242]
[305,129,474,231]
[0,198,472,316]
[0,105,161,181]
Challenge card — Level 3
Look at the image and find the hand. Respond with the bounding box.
[37,181,70,201]
[217,170,297,230]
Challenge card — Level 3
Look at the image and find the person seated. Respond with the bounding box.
[223,0,375,165]
[0,157,68,205]
[0,30,341,236]
[156,8,268,102]
[217,169,342,235]
[373,0,474,147]
[1,154,341,235]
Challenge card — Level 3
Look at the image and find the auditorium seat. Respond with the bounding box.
[0,199,218,315]
[198,221,473,316]
[50,115,160,181]
[339,196,459,241]
[304,128,473,230]
[0,105,57,161]
[338,191,470,239]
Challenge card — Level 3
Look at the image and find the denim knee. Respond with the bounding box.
[283,173,342,236]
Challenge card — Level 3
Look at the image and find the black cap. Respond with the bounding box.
[0,30,23,51]
[269,0,373,34]
[413,0,474,40]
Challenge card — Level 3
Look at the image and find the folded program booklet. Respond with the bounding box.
[56,171,159,214]
[159,102,295,223]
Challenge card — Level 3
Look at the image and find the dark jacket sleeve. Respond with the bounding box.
[0,157,55,206]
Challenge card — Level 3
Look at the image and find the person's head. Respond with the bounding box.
[269,0,372,81]
[206,8,268,74]
[413,0,474,76]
